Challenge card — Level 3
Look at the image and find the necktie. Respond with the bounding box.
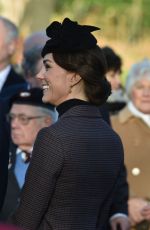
[14,151,30,189]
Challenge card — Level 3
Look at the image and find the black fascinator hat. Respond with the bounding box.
[41,18,100,57]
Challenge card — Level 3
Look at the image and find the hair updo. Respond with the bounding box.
[52,46,111,105]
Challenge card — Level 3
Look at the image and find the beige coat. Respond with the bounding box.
[111,106,150,199]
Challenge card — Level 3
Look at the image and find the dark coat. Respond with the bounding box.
[0,67,27,211]
[0,145,21,220]
[11,104,127,230]
[0,99,10,211]
[99,103,111,125]
[0,67,28,100]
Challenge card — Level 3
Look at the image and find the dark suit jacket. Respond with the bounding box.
[0,67,27,211]
[0,67,28,100]
[0,99,10,211]
[11,104,128,230]
[0,145,21,220]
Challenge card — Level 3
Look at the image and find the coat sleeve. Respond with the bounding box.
[109,163,129,217]
[10,127,64,230]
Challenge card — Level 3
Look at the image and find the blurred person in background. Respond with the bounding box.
[111,59,150,229]
[0,16,27,211]
[22,31,48,88]
[0,88,57,221]
[102,46,127,115]
[0,16,27,99]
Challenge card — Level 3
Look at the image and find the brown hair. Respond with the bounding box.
[53,46,111,105]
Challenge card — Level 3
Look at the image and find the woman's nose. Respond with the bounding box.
[36,69,44,80]
[36,70,43,79]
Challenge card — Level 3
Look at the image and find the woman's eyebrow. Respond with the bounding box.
[43,59,52,64]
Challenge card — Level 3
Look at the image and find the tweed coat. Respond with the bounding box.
[111,106,150,198]
[11,104,127,230]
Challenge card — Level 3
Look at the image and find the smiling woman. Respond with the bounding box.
[37,53,77,106]
[10,18,129,230]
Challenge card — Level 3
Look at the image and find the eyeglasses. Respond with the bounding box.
[6,113,45,125]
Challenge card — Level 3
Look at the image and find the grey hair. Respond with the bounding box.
[22,47,42,76]
[35,106,58,123]
[0,16,18,43]
[23,31,48,77]
[125,58,150,97]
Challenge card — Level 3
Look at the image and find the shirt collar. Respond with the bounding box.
[117,106,133,124]
[16,147,33,155]
[128,101,150,127]
[0,65,11,91]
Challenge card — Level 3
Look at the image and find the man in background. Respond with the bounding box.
[0,17,28,211]
[0,88,57,220]
[0,16,27,99]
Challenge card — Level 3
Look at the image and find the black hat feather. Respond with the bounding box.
[42,18,100,57]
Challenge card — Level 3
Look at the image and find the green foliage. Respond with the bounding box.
[51,0,149,42]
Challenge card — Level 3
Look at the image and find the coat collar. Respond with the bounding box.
[117,106,135,124]
[60,104,102,119]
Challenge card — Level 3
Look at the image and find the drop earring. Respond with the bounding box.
[69,86,72,94]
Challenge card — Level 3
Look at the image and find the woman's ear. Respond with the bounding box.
[70,73,82,87]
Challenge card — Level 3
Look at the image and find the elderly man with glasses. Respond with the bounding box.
[0,88,57,221]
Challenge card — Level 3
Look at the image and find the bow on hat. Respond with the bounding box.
[42,18,100,56]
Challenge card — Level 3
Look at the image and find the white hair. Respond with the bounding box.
[0,16,18,43]
[35,106,58,123]
[125,58,150,97]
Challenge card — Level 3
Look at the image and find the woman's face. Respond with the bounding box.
[130,78,150,114]
[37,53,73,106]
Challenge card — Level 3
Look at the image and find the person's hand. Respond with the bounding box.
[128,197,148,226]
[141,203,150,221]
[110,216,130,230]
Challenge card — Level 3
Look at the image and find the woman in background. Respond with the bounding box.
[111,59,150,229]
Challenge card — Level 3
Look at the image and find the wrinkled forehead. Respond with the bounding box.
[133,77,150,87]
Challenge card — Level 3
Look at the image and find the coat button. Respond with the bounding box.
[132,167,140,176]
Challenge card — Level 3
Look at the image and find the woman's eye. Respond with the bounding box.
[45,64,50,70]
